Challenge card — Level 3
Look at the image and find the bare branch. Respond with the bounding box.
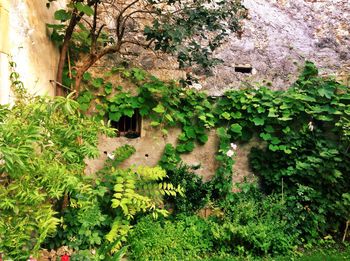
[116,0,140,40]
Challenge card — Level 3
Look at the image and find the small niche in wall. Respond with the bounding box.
[234,65,253,74]
[110,110,141,138]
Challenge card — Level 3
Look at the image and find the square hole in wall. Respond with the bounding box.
[110,110,141,138]
[235,66,253,74]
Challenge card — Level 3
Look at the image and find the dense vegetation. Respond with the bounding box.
[1,60,349,260]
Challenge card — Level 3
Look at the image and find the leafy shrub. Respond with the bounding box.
[212,185,299,257]
[248,67,350,241]
[128,185,298,260]
[48,145,183,256]
[160,144,211,214]
[128,215,213,261]
[0,94,111,260]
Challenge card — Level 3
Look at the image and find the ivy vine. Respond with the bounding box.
[76,62,350,239]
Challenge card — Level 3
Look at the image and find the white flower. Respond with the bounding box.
[226,150,234,157]
[190,83,202,90]
[230,143,237,150]
[107,152,115,160]
[308,121,314,131]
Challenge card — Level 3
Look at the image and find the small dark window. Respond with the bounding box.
[111,110,141,138]
[235,66,253,74]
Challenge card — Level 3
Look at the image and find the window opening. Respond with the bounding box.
[235,66,253,74]
[111,110,141,138]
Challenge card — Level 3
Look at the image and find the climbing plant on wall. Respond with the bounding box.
[75,62,350,241]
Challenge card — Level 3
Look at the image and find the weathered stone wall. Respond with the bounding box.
[85,120,219,182]
[0,0,65,104]
[203,0,350,95]
[88,0,350,185]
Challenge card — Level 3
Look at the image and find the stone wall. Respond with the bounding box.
[87,0,350,185]
[85,121,219,182]
[0,0,65,104]
[202,0,350,95]
[4,0,346,186]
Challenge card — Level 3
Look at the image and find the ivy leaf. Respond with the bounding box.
[220,112,231,120]
[161,129,168,136]
[139,108,149,116]
[269,144,279,151]
[184,126,196,139]
[184,141,195,152]
[79,103,90,111]
[176,144,186,153]
[54,9,71,21]
[230,123,242,134]
[132,68,145,81]
[153,104,165,114]
[75,2,94,16]
[278,116,292,121]
[104,82,113,95]
[165,114,174,122]
[92,78,104,88]
[109,104,119,112]
[231,111,242,119]
[252,117,265,126]
[123,109,134,117]
[150,121,160,126]
[271,137,281,145]
[217,127,228,138]
[318,86,334,99]
[264,125,274,133]
[109,112,121,121]
[198,134,208,144]
[260,133,271,141]
[83,72,92,81]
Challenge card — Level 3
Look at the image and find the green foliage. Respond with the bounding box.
[128,187,298,260]
[79,67,214,154]
[160,144,211,214]
[128,215,213,261]
[47,0,246,83]
[76,64,350,243]
[0,93,111,259]
[212,185,299,257]
[245,65,350,241]
[48,145,183,256]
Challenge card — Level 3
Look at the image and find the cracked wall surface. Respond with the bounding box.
[92,0,349,185]
[0,0,65,104]
[202,0,350,95]
[3,0,349,186]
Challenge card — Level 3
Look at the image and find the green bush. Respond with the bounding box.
[212,185,298,256]
[47,145,182,257]
[160,144,211,214]
[0,94,111,260]
[128,215,213,260]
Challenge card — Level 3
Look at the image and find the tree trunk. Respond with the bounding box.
[56,41,70,96]
[73,44,122,96]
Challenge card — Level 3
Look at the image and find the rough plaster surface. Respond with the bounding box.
[202,0,350,95]
[86,0,350,186]
[3,0,65,102]
[85,122,221,182]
